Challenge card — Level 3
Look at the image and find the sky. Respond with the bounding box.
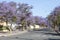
[0,0,60,18]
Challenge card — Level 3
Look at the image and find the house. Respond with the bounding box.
[29,25,40,30]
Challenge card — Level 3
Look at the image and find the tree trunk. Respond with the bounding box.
[6,21,12,33]
[54,25,59,33]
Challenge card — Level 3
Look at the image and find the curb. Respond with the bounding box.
[0,30,27,37]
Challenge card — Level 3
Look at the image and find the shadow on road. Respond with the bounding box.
[44,32,60,36]
[33,28,60,36]
[45,38,60,40]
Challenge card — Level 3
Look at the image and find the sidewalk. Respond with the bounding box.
[0,30,27,37]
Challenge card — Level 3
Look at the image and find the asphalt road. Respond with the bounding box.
[0,31,60,40]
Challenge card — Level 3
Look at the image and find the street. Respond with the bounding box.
[0,30,60,40]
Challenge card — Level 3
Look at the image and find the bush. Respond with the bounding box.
[3,26,10,30]
[0,25,3,30]
[0,25,10,31]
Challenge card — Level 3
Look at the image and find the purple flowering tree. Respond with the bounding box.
[0,1,17,31]
[47,6,60,33]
